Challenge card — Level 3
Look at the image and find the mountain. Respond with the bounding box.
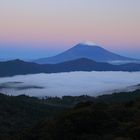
[0,58,140,77]
[34,42,138,64]
[0,59,44,77]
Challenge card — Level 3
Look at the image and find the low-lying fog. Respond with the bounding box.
[0,71,140,97]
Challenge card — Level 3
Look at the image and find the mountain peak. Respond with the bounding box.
[79,41,99,46]
[34,42,138,64]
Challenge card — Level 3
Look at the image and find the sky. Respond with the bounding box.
[0,0,140,59]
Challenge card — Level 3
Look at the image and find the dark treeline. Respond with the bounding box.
[0,90,140,140]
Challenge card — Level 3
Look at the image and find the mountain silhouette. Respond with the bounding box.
[34,42,138,64]
[0,58,140,77]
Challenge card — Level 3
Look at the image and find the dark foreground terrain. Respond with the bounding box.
[1,90,140,140]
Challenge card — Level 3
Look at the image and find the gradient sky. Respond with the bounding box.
[0,0,140,59]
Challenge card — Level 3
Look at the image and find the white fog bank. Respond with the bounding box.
[0,71,140,97]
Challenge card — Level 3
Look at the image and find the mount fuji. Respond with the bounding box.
[34,42,139,64]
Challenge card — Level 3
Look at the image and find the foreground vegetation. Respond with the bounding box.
[0,90,140,140]
[0,94,66,140]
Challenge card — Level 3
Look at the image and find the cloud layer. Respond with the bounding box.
[0,71,140,97]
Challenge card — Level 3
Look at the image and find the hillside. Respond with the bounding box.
[0,93,66,140]
[0,90,140,139]
[25,90,140,140]
[0,58,140,77]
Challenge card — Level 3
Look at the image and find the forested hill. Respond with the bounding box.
[0,90,140,139]
[0,93,66,140]
[26,90,140,140]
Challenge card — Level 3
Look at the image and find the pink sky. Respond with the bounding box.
[0,0,140,59]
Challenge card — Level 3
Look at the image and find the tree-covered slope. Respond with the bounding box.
[0,90,140,140]
[26,91,140,140]
[0,93,65,140]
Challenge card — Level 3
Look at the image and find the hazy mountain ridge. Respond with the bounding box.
[0,58,140,77]
[34,42,139,64]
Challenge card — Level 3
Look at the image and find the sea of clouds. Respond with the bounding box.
[0,71,140,97]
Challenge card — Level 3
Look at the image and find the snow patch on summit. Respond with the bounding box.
[80,41,99,46]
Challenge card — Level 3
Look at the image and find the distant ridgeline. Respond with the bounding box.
[0,42,140,77]
[0,58,140,77]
